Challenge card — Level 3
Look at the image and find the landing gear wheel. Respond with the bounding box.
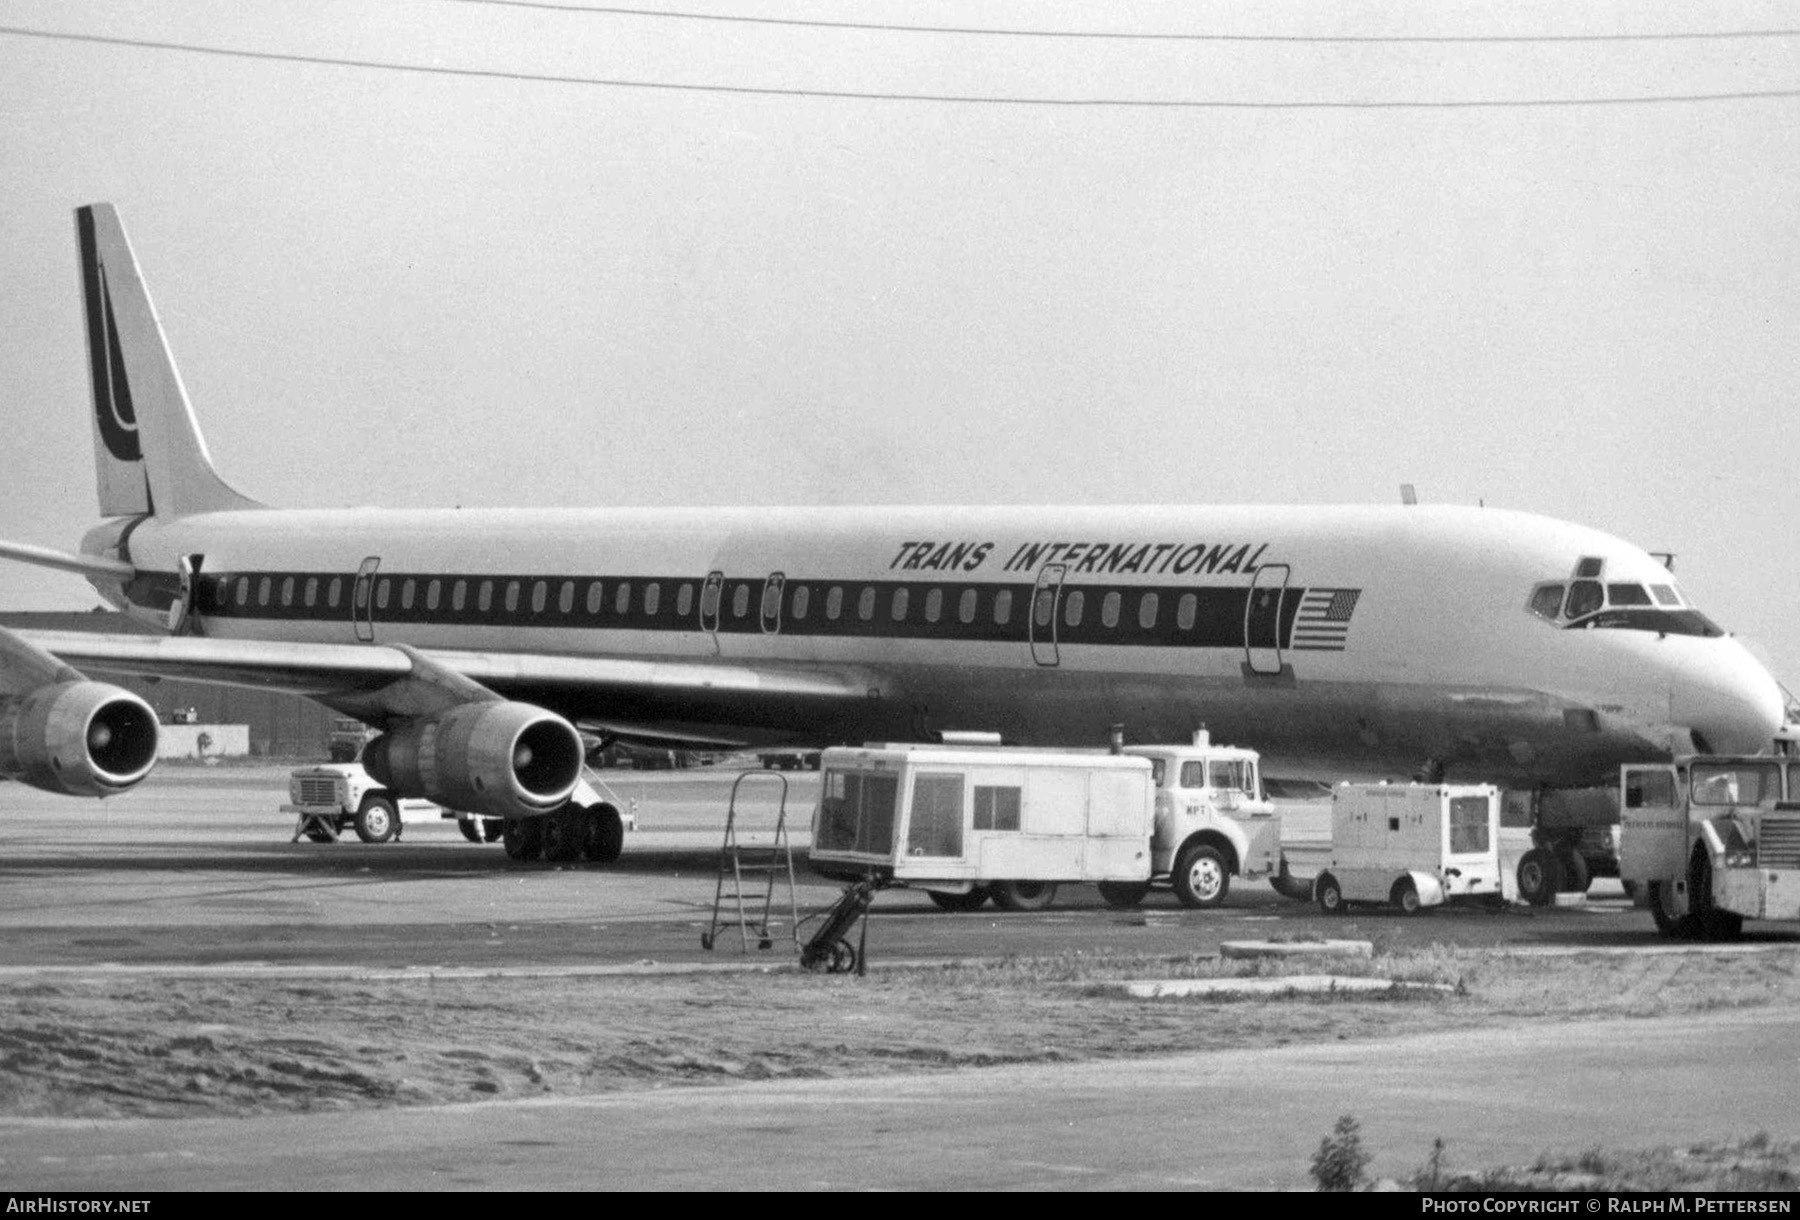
[1516,848,1563,907]
[1316,872,1345,915]
[353,797,400,844]
[581,804,625,863]
[926,887,990,912]
[827,940,858,973]
[990,880,1058,912]
[1391,878,1422,915]
[1096,881,1150,910]
[1559,849,1591,895]
[483,819,503,843]
[1172,844,1230,909]
[457,816,484,844]
[542,809,583,862]
[502,817,544,861]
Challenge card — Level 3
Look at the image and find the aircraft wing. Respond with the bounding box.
[15,629,886,747]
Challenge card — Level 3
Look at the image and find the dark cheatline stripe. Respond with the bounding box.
[77,208,142,463]
[184,569,1355,651]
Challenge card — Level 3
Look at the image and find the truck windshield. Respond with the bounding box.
[1208,760,1253,791]
[816,770,899,855]
[1690,762,1782,808]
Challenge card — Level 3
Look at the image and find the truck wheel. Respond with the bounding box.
[1688,855,1743,942]
[582,804,625,863]
[1172,844,1230,909]
[457,816,484,844]
[1391,878,1422,915]
[926,887,989,912]
[1647,880,1698,938]
[1559,848,1590,895]
[1096,881,1149,909]
[990,881,1058,912]
[1316,872,1345,915]
[1516,848,1562,907]
[353,797,400,844]
[503,817,544,861]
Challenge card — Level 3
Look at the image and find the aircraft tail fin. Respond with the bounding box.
[75,204,262,519]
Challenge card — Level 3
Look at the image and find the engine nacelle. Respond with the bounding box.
[0,680,160,797]
[361,702,583,820]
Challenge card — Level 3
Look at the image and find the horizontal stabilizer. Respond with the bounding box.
[0,538,136,582]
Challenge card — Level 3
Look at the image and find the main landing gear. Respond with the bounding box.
[500,803,626,864]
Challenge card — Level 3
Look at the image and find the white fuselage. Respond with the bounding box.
[85,502,1786,787]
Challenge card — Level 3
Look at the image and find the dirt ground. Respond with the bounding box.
[3,945,1795,1123]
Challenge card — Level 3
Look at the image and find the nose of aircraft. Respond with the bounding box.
[1669,643,1787,755]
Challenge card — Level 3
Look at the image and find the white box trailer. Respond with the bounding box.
[1314,783,1503,914]
[808,744,1155,912]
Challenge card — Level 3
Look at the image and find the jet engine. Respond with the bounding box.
[0,679,160,797]
[361,702,583,820]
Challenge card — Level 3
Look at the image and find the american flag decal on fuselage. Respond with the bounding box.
[1290,587,1361,651]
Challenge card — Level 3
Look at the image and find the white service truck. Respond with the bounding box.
[1620,753,1800,939]
[1312,782,1504,914]
[284,762,497,844]
[806,732,1281,912]
[1119,731,1281,908]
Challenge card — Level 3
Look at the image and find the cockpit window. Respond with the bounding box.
[1575,557,1604,578]
[1564,581,1604,619]
[1528,585,1564,621]
[1527,574,1719,636]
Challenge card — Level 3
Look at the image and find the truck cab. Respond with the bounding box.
[1122,731,1280,908]
[1620,754,1800,939]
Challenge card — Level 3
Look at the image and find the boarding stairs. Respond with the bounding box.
[701,771,799,954]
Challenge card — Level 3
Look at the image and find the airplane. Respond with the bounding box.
[0,203,1786,866]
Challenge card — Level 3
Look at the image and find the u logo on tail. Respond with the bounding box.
[73,204,260,520]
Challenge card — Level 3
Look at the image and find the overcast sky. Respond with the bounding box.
[1,1,1796,691]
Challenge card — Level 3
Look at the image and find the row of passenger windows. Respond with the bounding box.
[215,572,1216,633]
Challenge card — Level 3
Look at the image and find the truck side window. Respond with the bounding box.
[907,774,964,857]
[1180,761,1206,787]
[1624,770,1676,808]
[973,785,1021,831]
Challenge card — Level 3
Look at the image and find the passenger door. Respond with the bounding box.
[698,570,724,655]
[1029,564,1065,667]
[352,556,380,643]
[1243,563,1289,675]
[761,571,785,636]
